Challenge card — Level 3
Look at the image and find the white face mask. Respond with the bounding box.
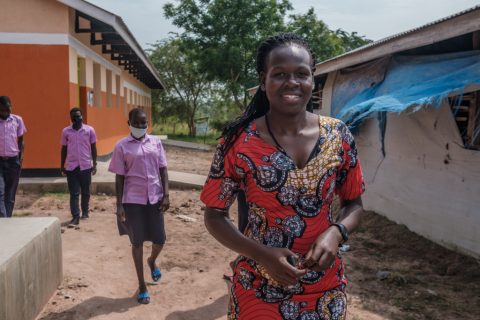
[129,125,147,139]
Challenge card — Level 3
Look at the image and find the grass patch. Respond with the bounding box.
[164,134,219,146]
[42,192,69,199]
[14,211,33,217]
[152,123,220,146]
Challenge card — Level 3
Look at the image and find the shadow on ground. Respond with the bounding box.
[39,296,139,320]
[165,294,228,320]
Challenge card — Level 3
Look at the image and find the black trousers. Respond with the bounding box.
[0,156,21,218]
[66,167,92,217]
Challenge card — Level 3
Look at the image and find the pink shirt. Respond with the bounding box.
[0,114,26,157]
[108,134,168,205]
[61,124,97,171]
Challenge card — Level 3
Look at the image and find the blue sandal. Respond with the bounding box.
[137,291,150,304]
[151,267,162,282]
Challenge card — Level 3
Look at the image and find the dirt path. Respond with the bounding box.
[31,191,235,320]
[20,146,479,320]
[163,145,213,176]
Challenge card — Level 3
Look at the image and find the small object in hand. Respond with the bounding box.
[339,244,351,252]
[287,255,297,267]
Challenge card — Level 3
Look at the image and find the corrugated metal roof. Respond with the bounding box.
[315,5,480,71]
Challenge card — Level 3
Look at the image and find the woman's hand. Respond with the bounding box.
[160,194,170,212]
[303,227,343,272]
[257,247,307,286]
[116,204,126,223]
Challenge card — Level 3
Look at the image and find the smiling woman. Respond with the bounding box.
[200,33,366,320]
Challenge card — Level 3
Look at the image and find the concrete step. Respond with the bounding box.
[18,171,207,195]
[0,218,62,320]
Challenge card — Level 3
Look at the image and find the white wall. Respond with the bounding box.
[356,102,480,257]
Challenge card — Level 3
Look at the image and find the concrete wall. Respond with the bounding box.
[0,0,68,33]
[0,218,62,320]
[356,103,480,257]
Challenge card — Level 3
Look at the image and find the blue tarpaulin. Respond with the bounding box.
[335,51,480,128]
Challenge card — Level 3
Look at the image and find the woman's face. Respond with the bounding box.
[261,44,314,115]
[129,112,148,129]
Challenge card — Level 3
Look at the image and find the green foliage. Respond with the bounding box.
[148,38,211,135]
[335,29,373,52]
[164,0,292,109]
[287,8,372,63]
[287,8,344,62]
[158,2,372,130]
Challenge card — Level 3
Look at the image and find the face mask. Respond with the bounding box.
[72,116,82,124]
[130,125,147,139]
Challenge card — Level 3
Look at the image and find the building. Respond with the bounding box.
[0,0,164,176]
[313,6,480,257]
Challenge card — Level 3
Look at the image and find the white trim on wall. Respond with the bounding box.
[0,31,149,97]
[124,81,150,98]
[68,35,121,74]
[0,32,121,74]
[0,32,69,45]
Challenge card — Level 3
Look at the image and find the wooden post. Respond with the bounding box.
[471,92,480,147]
[473,31,480,50]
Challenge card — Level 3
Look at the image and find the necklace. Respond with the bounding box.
[265,114,284,151]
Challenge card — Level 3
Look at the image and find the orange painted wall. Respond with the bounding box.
[0,44,70,169]
[74,86,152,157]
[79,91,131,156]
[0,43,153,170]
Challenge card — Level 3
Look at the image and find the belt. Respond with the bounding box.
[0,156,17,161]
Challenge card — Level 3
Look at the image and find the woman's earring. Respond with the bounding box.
[260,84,265,91]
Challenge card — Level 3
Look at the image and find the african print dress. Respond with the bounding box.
[201,116,365,320]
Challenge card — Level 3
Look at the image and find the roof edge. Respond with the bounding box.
[57,0,165,89]
[314,5,480,76]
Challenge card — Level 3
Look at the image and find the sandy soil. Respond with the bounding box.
[163,145,213,176]
[15,146,479,320]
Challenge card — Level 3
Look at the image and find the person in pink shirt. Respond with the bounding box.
[60,107,97,226]
[0,96,26,218]
[108,107,169,305]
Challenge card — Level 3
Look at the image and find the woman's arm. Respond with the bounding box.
[303,196,364,271]
[205,207,306,286]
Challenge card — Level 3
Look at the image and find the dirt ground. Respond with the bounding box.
[15,146,479,320]
[163,145,213,176]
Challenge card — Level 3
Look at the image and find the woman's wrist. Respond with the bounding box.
[248,241,269,264]
[327,225,345,244]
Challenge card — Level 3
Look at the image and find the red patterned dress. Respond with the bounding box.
[201,116,365,320]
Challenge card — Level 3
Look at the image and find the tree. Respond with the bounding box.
[335,29,372,52]
[164,0,292,110]
[148,39,211,136]
[287,8,371,63]
[287,8,344,63]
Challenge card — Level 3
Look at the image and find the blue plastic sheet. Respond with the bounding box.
[335,51,480,128]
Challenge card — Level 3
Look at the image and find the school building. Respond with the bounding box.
[0,0,164,176]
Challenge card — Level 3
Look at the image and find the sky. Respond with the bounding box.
[87,0,480,49]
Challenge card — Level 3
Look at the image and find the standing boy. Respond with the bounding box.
[61,108,97,226]
[0,96,26,218]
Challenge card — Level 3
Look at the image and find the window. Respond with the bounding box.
[449,91,480,150]
[116,75,121,108]
[93,63,101,107]
[106,69,112,107]
[123,87,128,116]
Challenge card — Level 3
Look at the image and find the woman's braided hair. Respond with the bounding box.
[220,33,316,153]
